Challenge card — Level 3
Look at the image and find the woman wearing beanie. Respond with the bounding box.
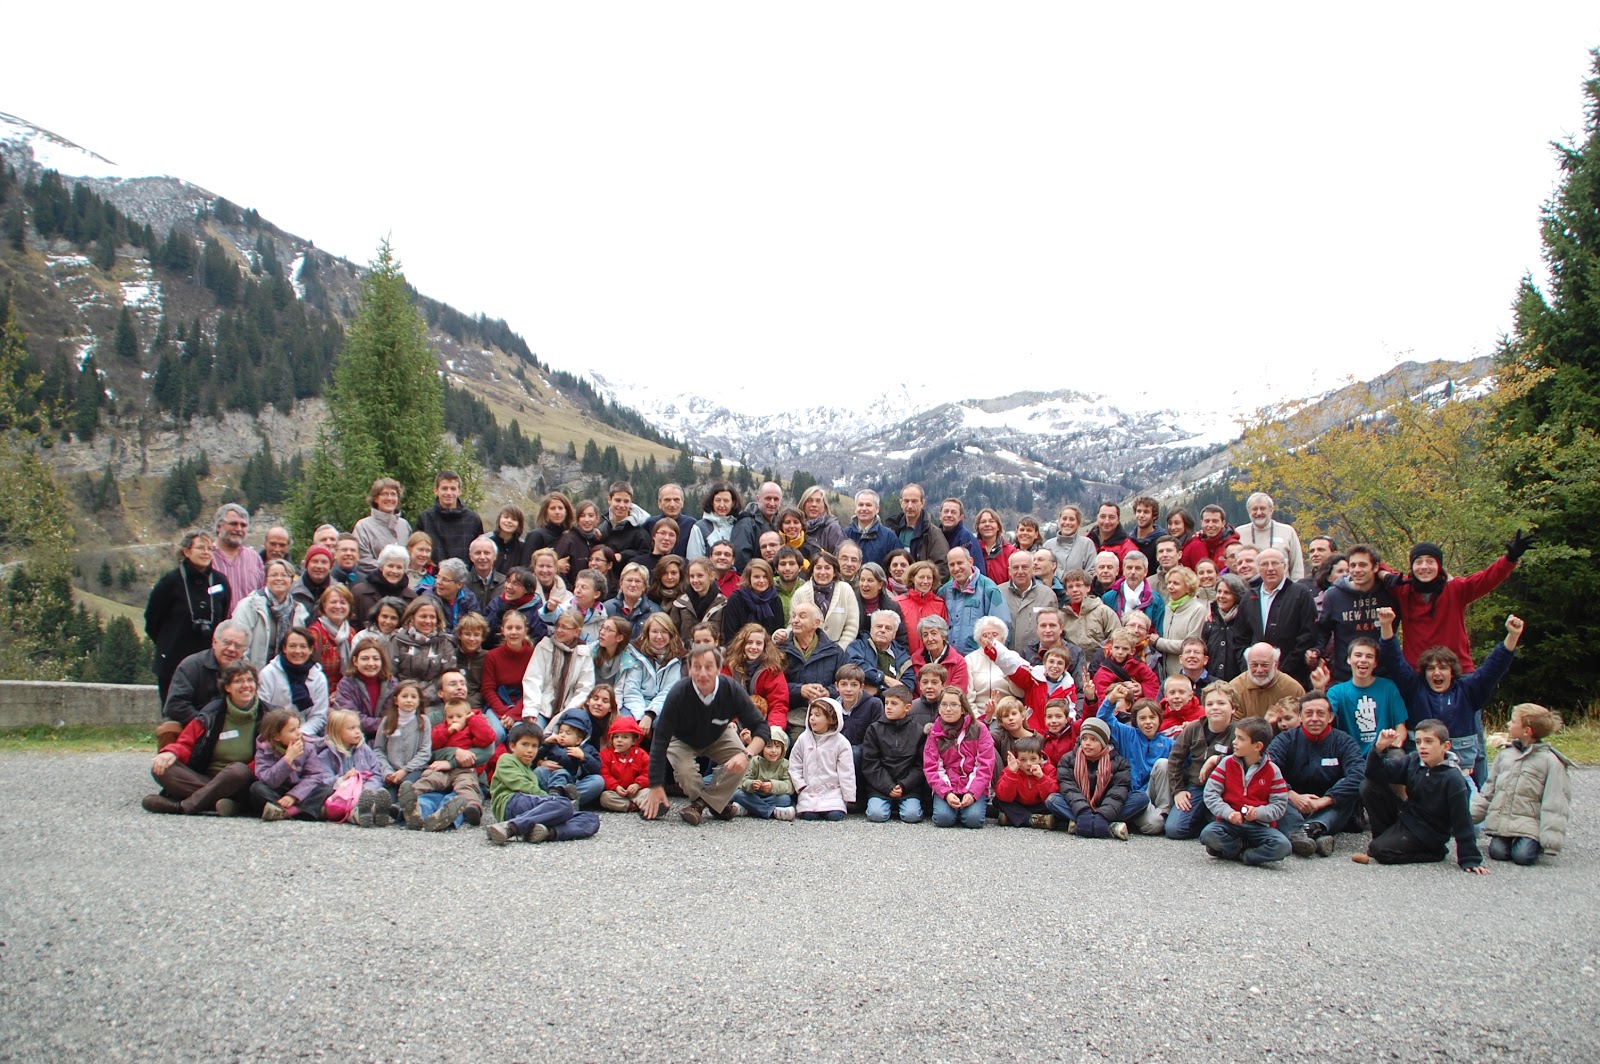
[1384,531,1533,672]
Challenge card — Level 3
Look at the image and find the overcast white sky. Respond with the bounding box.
[4,4,1597,415]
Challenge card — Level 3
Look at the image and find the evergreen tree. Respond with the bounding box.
[290,241,469,541]
[790,469,818,497]
[581,438,602,473]
[7,204,28,251]
[96,559,113,588]
[117,562,137,590]
[113,306,140,362]
[159,458,203,525]
[565,440,578,461]
[94,616,142,683]
[1493,48,1600,707]
[96,235,117,271]
[73,355,103,441]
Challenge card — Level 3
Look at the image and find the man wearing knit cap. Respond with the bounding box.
[291,544,336,616]
[1381,531,1533,673]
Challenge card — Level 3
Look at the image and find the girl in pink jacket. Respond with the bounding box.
[924,688,996,829]
[790,697,856,821]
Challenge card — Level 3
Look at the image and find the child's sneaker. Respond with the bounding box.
[1288,832,1316,858]
[261,802,288,822]
[355,788,389,828]
[1316,835,1336,858]
[1204,844,1228,859]
[423,794,468,832]
[214,798,238,818]
[727,803,746,817]
[560,784,580,803]
[1030,813,1054,830]
[1065,818,1078,835]
[526,824,553,844]
[398,782,423,830]
[485,821,517,846]
[771,806,796,821]
[1110,822,1130,841]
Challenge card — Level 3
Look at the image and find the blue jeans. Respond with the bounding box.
[502,793,600,841]
[865,795,925,823]
[731,790,794,818]
[1278,800,1354,838]
[932,795,987,828]
[1164,787,1212,839]
[1200,819,1292,865]
[1488,835,1542,866]
[799,810,845,821]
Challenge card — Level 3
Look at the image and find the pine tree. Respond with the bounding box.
[94,616,142,683]
[117,562,137,590]
[159,458,203,525]
[565,440,578,461]
[290,241,469,541]
[73,355,103,441]
[7,204,28,251]
[96,559,113,588]
[113,306,140,361]
[1493,48,1600,707]
[581,439,602,473]
[96,235,117,271]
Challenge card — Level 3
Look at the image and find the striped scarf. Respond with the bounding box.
[1073,747,1114,808]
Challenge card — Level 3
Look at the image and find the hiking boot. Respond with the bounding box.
[771,806,796,821]
[1350,852,1371,864]
[423,794,469,831]
[679,798,707,826]
[141,794,182,815]
[355,789,385,828]
[213,798,238,818]
[261,802,288,822]
[485,821,517,846]
[711,802,737,821]
[463,803,482,827]
[1316,834,1336,858]
[526,824,553,844]
[398,782,423,830]
[1110,822,1130,841]
[1289,832,1317,858]
[1031,813,1054,830]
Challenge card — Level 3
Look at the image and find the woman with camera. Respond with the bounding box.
[144,529,233,703]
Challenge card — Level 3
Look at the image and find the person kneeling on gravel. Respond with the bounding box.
[640,646,769,825]
[1353,720,1486,873]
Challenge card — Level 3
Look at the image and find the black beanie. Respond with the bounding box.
[1409,542,1444,565]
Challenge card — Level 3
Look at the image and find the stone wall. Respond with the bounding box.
[0,681,156,728]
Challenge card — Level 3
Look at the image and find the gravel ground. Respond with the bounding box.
[0,753,1595,1063]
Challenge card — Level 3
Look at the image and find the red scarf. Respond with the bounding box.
[1073,747,1114,807]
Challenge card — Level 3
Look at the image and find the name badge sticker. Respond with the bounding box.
[1213,743,1229,753]
[218,729,240,741]
[1321,757,1341,766]
[207,585,225,595]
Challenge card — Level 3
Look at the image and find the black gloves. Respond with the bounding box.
[1506,529,1536,562]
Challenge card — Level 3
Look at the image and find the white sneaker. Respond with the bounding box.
[771,806,796,821]
[1110,822,1130,841]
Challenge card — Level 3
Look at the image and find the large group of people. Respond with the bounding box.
[141,474,1570,868]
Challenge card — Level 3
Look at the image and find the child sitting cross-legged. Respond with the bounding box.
[598,714,651,813]
[731,726,797,820]
[1198,715,1292,866]
[1096,687,1174,835]
[400,697,493,831]
[485,723,601,844]
[860,685,929,824]
[790,697,856,821]
[317,708,394,827]
[924,688,996,829]
[994,736,1058,828]
[252,709,336,822]
[1472,703,1573,867]
[1045,717,1139,839]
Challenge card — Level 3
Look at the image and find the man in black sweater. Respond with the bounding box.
[643,646,770,825]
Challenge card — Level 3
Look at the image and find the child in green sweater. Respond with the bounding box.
[485,723,601,844]
[730,727,797,820]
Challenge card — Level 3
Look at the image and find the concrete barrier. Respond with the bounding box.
[0,681,157,728]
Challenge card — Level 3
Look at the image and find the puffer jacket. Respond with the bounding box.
[633,651,683,722]
[1472,741,1573,853]
[861,712,929,799]
[1056,747,1133,820]
[789,704,856,813]
[387,627,456,712]
[923,714,996,799]
[790,580,861,646]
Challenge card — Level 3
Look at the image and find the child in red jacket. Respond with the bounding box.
[1157,674,1204,738]
[1091,628,1161,704]
[1041,700,1077,768]
[400,698,494,831]
[598,715,651,812]
[994,736,1058,828]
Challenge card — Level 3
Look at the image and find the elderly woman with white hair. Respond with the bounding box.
[964,615,1024,718]
[352,543,419,628]
[1234,492,1306,581]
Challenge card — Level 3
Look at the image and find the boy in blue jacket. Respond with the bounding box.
[1096,685,1173,835]
[536,708,604,807]
[1377,608,1520,787]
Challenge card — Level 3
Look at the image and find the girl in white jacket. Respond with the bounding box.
[789,696,856,821]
